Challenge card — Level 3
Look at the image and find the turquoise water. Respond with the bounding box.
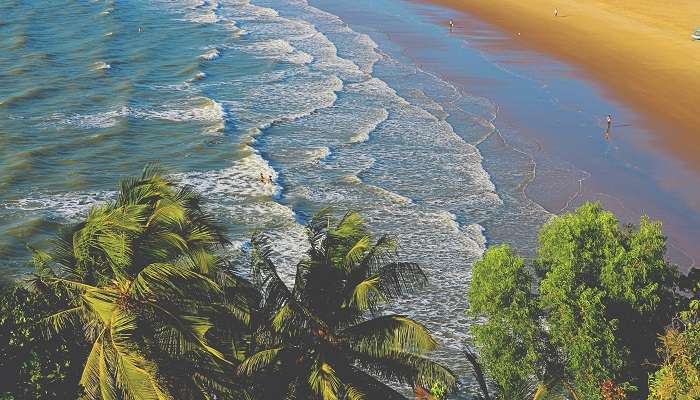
[1,0,561,394]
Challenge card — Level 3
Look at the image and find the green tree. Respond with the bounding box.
[467,203,687,400]
[467,245,549,399]
[0,284,87,400]
[33,166,253,400]
[238,210,456,399]
[648,300,700,399]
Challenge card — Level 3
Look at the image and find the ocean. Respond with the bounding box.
[2,0,666,396]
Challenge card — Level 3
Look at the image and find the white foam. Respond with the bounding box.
[140,97,224,123]
[44,97,225,133]
[198,48,220,61]
[349,108,388,144]
[304,146,331,164]
[178,151,279,200]
[92,61,111,70]
[3,191,117,222]
[241,39,313,65]
[45,106,128,129]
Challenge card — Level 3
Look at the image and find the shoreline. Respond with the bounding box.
[310,0,700,269]
[419,0,700,174]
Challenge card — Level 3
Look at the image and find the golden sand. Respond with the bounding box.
[425,0,700,171]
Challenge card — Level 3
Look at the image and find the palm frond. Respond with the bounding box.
[344,236,371,269]
[347,275,385,312]
[131,262,220,300]
[353,351,456,390]
[308,361,342,400]
[147,301,230,364]
[337,366,407,400]
[42,305,83,336]
[345,315,437,355]
[146,198,187,227]
[80,329,108,400]
[236,347,284,377]
[82,286,119,326]
[375,262,427,298]
[110,308,171,400]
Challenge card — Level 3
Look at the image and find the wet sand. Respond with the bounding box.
[422,0,700,174]
[311,0,700,270]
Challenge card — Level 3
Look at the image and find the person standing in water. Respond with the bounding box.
[604,114,612,141]
[449,19,454,32]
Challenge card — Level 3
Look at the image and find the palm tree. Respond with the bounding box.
[239,210,456,399]
[48,165,229,285]
[32,166,252,400]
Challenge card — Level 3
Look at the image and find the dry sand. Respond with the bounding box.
[423,0,700,172]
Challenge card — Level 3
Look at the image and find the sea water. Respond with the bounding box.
[0,0,555,396]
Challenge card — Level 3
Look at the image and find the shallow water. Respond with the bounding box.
[0,0,615,396]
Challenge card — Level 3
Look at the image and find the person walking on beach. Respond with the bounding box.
[554,8,558,17]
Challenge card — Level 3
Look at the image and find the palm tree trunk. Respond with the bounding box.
[563,381,579,400]
[464,348,492,400]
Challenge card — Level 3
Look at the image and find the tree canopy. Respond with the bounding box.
[0,167,453,400]
[241,209,456,399]
[467,203,694,400]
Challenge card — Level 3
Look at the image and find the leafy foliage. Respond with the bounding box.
[0,284,88,400]
[467,245,543,398]
[467,203,690,400]
[241,210,456,399]
[28,166,252,400]
[2,167,456,400]
[648,300,700,399]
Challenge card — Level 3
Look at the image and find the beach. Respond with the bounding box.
[311,0,700,269]
[423,0,700,173]
[2,0,700,396]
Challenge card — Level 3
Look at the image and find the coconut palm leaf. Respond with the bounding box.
[110,308,171,400]
[309,361,342,400]
[344,315,437,355]
[131,261,221,300]
[237,347,285,377]
[28,165,253,399]
[246,210,456,399]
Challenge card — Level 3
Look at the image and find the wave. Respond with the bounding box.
[198,48,220,61]
[222,18,246,35]
[3,191,117,222]
[45,107,128,129]
[44,97,225,133]
[185,0,221,24]
[348,108,389,144]
[241,39,313,65]
[92,61,111,70]
[304,147,331,164]
[190,72,207,81]
[0,87,47,108]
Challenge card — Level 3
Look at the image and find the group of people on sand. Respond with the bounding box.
[260,173,274,185]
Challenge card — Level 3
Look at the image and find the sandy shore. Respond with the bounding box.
[422,0,700,172]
